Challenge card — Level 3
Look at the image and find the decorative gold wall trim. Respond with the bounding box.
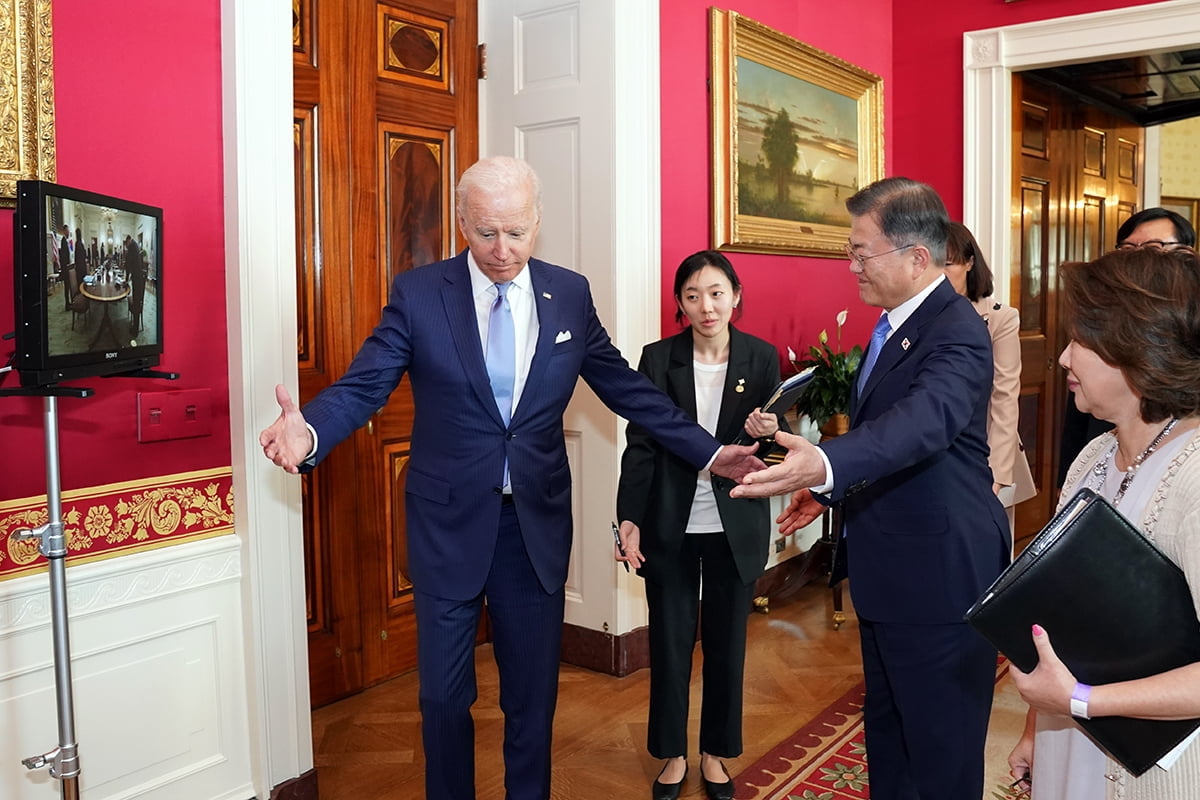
[0,0,57,205]
[0,467,235,582]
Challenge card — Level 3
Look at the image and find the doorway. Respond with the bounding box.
[964,1,1200,538]
[292,0,480,707]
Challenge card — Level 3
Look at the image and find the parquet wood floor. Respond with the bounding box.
[311,583,862,799]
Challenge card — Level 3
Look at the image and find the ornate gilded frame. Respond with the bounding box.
[0,0,57,206]
[710,9,882,257]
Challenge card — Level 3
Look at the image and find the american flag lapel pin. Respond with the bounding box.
[901,337,911,351]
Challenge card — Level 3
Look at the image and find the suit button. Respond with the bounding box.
[506,432,515,440]
[493,486,503,495]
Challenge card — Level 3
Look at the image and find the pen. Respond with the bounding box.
[612,521,630,572]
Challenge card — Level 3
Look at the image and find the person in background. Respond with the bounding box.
[615,250,782,800]
[1056,207,1197,488]
[74,227,88,282]
[944,222,1036,532]
[58,223,73,311]
[731,177,1010,800]
[258,156,765,800]
[1008,245,1200,799]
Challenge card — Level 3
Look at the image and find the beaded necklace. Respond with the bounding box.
[1090,417,1179,506]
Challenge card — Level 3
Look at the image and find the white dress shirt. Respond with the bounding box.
[467,252,540,415]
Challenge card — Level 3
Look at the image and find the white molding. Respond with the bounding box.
[0,537,241,632]
[964,0,1200,302]
[221,0,312,796]
[610,0,658,634]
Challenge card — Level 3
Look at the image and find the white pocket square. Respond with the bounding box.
[555,330,572,344]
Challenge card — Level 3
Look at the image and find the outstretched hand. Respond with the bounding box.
[259,384,314,474]
[777,489,825,534]
[710,443,767,483]
[730,430,825,499]
[1010,624,1077,716]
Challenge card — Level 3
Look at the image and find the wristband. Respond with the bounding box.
[1070,682,1092,719]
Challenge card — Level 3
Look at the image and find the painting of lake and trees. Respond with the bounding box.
[736,57,858,228]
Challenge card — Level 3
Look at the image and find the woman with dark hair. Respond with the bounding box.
[1007,246,1200,799]
[615,249,783,800]
[944,222,1035,530]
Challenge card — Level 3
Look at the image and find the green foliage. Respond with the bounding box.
[794,338,862,427]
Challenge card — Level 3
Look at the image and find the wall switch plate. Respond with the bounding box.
[137,389,213,443]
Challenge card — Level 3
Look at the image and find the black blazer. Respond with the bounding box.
[617,325,782,585]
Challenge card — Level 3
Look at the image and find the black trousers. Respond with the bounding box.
[644,531,754,759]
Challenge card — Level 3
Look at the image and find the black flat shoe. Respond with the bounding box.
[651,761,687,800]
[701,760,734,800]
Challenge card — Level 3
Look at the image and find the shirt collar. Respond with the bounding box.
[467,251,532,297]
[884,273,945,334]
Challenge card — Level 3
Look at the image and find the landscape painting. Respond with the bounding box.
[710,9,883,256]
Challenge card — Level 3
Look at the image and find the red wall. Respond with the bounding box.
[2,0,1164,501]
[659,0,893,361]
[891,0,1162,215]
[659,0,1162,364]
[0,0,228,501]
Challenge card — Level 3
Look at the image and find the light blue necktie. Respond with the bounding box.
[856,313,891,394]
[486,282,516,424]
[486,282,515,489]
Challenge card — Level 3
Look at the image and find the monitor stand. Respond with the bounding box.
[0,371,179,800]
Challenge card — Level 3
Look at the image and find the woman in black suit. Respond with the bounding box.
[616,250,782,800]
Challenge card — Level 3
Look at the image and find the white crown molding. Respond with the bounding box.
[963,0,1200,303]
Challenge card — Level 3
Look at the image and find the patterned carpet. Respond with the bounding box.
[733,661,1026,800]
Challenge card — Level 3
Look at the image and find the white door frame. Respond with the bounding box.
[963,0,1200,302]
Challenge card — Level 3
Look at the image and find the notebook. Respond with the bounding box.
[965,488,1200,776]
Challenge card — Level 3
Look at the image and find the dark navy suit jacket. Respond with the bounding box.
[302,251,722,601]
[823,279,1010,624]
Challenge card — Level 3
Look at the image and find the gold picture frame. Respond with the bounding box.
[710,9,882,257]
[1160,196,1200,233]
[0,0,57,206]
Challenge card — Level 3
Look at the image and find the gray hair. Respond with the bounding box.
[455,156,543,218]
[846,177,949,264]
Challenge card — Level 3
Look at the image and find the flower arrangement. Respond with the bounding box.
[789,309,863,427]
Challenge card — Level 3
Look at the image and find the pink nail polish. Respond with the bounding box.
[1032,624,1045,636]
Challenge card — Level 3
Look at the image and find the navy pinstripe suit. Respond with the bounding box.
[301,250,721,800]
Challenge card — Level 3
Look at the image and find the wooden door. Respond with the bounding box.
[293,0,479,707]
[1011,74,1141,545]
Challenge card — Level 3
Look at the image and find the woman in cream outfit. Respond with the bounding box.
[1007,245,1200,799]
[944,222,1036,530]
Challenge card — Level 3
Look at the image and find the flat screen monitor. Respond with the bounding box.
[12,180,164,387]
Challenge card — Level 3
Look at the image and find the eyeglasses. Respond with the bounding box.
[1116,239,1186,251]
[844,242,915,267]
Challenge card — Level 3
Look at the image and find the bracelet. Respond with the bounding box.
[1070,682,1093,719]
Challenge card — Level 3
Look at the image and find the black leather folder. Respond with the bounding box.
[965,488,1200,776]
[732,366,814,447]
